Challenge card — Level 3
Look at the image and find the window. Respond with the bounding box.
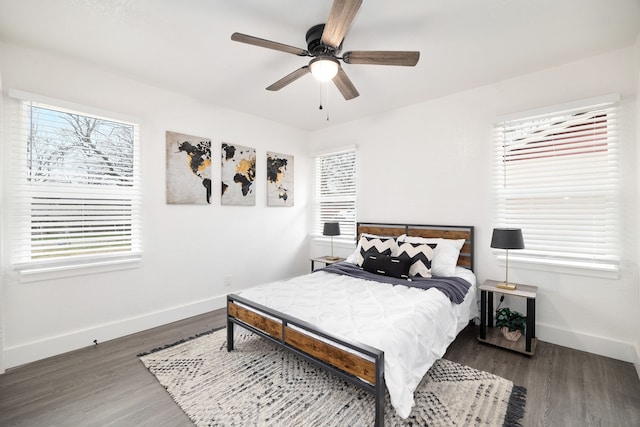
[8,95,141,273]
[493,95,619,275]
[312,147,357,242]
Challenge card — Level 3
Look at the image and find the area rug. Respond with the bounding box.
[138,328,526,426]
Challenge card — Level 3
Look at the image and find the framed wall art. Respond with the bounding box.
[266,152,294,206]
[166,131,212,204]
[221,142,256,206]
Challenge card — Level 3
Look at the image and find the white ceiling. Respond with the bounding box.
[0,0,638,131]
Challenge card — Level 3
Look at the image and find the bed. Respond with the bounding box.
[226,223,477,426]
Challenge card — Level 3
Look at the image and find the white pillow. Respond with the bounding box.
[345,251,358,264]
[397,234,465,276]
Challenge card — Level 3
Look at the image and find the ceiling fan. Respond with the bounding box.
[231,0,420,100]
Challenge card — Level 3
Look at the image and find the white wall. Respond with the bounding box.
[0,43,310,369]
[309,47,639,363]
[635,35,640,376]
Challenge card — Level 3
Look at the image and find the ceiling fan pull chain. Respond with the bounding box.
[318,82,330,121]
[320,82,329,121]
[325,82,330,121]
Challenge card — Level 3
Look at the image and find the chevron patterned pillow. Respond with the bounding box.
[396,242,437,277]
[356,235,397,266]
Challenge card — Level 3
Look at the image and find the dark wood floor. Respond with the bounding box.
[1,309,639,426]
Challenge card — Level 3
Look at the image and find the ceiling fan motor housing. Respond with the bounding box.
[306,24,342,56]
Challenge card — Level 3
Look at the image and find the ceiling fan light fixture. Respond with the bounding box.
[309,56,339,81]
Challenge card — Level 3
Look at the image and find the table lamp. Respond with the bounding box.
[491,228,525,290]
[323,222,341,260]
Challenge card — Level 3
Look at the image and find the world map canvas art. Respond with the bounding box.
[221,143,256,206]
[267,152,294,206]
[166,131,212,204]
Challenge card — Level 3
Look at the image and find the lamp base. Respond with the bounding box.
[326,256,340,261]
[496,282,517,290]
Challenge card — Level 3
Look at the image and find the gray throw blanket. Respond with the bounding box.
[317,261,471,304]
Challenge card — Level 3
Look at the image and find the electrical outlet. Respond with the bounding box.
[224,275,232,287]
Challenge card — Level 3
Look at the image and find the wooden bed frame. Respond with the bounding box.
[226,223,474,427]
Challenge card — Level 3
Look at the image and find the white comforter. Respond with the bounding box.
[237,266,478,419]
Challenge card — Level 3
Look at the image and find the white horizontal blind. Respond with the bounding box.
[10,99,141,267]
[313,148,357,242]
[493,98,619,271]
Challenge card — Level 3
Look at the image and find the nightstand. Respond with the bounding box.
[478,279,537,356]
[310,256,345,272]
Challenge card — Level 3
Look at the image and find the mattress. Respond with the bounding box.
[237,266,478,419]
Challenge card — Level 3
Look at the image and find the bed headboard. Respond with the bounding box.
[356,222,475,271]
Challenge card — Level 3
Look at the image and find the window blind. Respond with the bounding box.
[312,148,357,242]
[9,98,142,269]
[493,97,619,272]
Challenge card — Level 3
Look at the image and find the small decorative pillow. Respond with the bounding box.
[356,235,397,266]
[362,254,411,279]
[397,235,465,276]
[345,233,382,264]
[396,242,437,277]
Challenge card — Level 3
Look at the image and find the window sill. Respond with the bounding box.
[311,235,357,248]
[15,255,142,283]
[496,253,619,280]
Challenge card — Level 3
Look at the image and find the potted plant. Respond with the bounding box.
[495,307,526,341]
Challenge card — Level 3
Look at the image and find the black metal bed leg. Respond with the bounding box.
[374,387,384,427]
[375,354,385,427]
[227,318,234,352]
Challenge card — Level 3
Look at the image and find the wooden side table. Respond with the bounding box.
[478,279,537,356]
[310,256,345,272]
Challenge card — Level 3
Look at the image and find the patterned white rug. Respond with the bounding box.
[139,328,526,426]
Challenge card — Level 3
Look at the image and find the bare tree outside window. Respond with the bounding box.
[27,106,134,186]
[12,102,141,263]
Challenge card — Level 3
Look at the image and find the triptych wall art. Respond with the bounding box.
[221,143,256,206]
[266,152,294,207]
[165,131,293,207]
[166,131,212,205]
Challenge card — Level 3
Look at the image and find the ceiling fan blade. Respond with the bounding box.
[343,51,420,66]
[321,0,363,49]
[266,66,311,91]
[231,32,309,56]
[332,67,359,100]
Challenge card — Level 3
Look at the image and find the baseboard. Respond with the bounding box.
[634,344,640,380]
[6,303,639,373]
[537,323,637,363]
[3,295,227,370]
